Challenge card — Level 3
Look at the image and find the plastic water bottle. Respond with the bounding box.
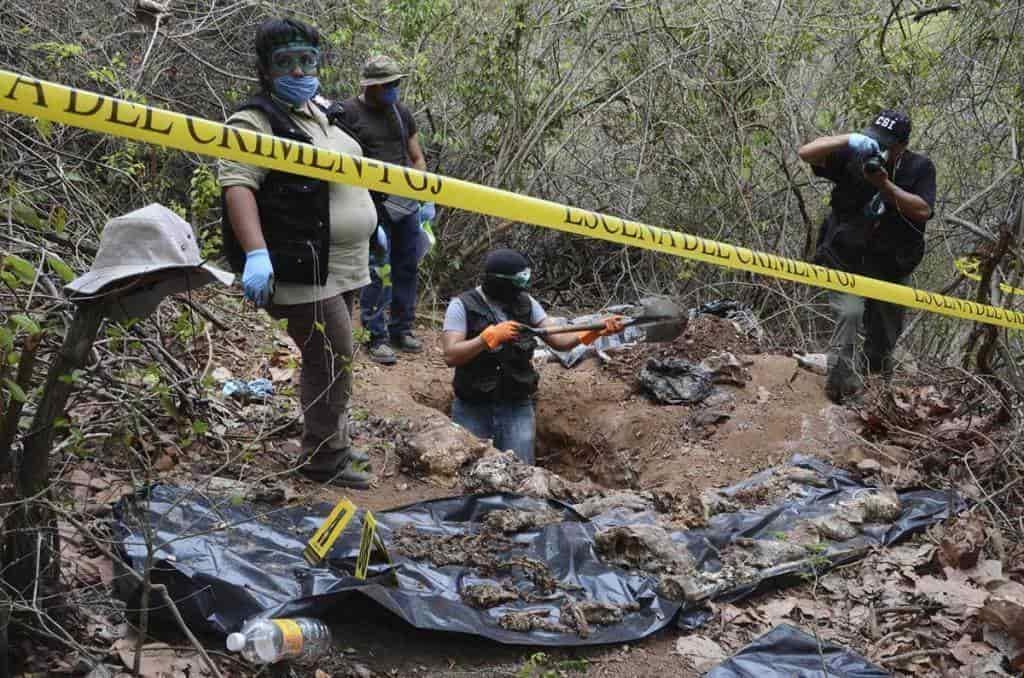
[225,617,332,665]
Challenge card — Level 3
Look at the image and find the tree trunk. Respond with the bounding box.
[8,302,105,599]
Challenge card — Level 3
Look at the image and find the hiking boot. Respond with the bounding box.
[367,341,397,365]
[391,333,423,353]
[296,449,372,489]
[324,461,372,489]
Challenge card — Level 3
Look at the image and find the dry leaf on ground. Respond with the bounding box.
[939,515,987,570]
[951,635,997,666]
[979,581,1024,642]
[915,571,988,615]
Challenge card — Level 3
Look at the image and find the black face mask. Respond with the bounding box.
[482,276,524,306]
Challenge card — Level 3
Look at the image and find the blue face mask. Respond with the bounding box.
[378,85,399,106]
[272,75,320,106]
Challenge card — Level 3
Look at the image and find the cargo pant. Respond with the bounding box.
[268,292,355,457]
[826,283,907,401]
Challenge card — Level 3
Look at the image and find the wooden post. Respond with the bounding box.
[8,301,105,598]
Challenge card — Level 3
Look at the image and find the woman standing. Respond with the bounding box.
[219,18,376,488]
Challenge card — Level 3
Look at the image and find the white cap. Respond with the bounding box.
[226,632,246,652]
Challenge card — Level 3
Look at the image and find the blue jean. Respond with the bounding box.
[452,398,536,465]
[360,209,420,343]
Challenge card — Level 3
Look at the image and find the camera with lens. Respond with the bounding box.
[862,149,888,174]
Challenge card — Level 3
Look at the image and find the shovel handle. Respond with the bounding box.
[524,318,635,337]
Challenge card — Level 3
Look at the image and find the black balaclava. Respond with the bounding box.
[481,248,529,307]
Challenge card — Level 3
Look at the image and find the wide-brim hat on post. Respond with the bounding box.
[66,203,233,319]
[359,54,406,87]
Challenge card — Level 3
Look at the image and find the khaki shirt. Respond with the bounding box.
[218,101,377,305]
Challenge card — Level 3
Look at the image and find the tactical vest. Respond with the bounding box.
[453,289,539,403]
[221,94,330,285]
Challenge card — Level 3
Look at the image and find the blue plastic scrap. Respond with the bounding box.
[221,378,274,401]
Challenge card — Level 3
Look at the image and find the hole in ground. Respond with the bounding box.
[410,388,635,490]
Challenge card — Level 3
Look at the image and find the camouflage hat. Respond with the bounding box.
[359,55,406,87]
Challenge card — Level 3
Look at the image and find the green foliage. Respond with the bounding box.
[30,41,83,64]
[46,256,75,284]
[3,379,27,404]
[189,164,220,221]
[87,54,127,89]
[3,255,38,287]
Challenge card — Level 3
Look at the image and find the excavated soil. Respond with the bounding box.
[297,315,853,677]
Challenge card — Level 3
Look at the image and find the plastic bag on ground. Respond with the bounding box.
[705,624,888,677]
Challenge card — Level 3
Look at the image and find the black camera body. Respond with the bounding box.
[861,147,889,175]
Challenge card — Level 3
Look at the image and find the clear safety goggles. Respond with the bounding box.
[489,268,531,289]
[269,46,320,75]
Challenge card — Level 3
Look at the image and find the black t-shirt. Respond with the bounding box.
[340,96,417,166]
[813,147,936,278]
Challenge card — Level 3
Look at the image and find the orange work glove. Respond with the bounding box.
[577,315,627,346]
[480,321,521,349]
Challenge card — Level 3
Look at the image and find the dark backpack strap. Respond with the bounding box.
[391,103,410,165]
[311,94,363,145]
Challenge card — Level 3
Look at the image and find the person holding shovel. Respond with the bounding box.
[442,249,625,464]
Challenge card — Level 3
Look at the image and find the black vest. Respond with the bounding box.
[221,94,330,285]
[453,289,539,403]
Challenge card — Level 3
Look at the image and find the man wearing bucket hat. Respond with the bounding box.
[798,109,936,404]
[340,55,432,366]
[65,203,234,319]
[442,249,625,465]
[218,17,378,488]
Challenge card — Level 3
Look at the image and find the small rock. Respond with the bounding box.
[350,664,373,678]
[856,459,882,474]
[690,410,731,427]
[396,482,409,491]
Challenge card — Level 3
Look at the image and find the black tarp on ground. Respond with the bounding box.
[113,490,679,646]
[705,624,889,677]
[112,456,962,646]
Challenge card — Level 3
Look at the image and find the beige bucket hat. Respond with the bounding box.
[66,203,233,318]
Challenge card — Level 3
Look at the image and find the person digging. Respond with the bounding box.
[442,249,625,465]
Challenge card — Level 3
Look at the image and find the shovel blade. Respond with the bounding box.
[633,296,687,343]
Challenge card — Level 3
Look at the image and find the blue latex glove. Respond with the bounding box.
[847,133,880,155]
[373,224,388,251]
[419,201,436,224]
[242,248,274,308]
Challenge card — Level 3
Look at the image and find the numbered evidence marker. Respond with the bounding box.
[354,510,392,580]
[304,498,358,566]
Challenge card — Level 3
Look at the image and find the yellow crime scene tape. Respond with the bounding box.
[2,69,1024,331]
[954,256,1024,296]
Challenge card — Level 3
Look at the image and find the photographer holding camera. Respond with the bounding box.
[798,109,936,403]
